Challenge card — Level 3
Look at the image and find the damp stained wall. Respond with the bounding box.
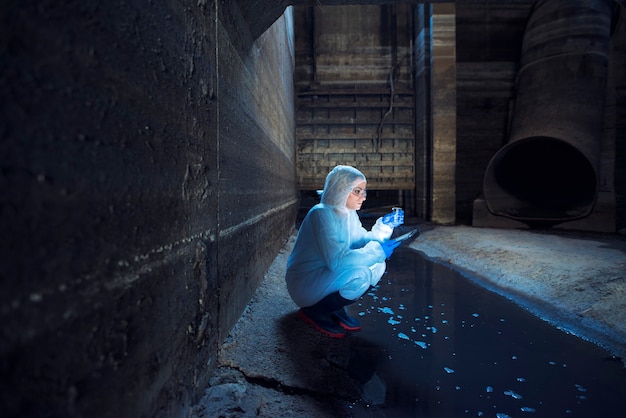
[455,3,530,223]
[0,1,296,417]
[291,1,626,230]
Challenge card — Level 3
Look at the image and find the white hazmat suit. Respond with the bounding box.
[286,166,393,307]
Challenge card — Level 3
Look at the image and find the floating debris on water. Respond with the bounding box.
[504,389,522,399]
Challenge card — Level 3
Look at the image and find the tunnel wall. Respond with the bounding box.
[0,1,296,417]
[455,3,531,224]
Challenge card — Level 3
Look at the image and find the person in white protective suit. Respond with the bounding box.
[286,165,404,338]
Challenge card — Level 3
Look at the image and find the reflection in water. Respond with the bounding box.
[346,339,387,406]
[344,248,626,417]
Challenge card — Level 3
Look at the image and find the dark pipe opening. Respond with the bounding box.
[485,137,597,222]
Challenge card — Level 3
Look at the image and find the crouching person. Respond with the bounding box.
[286,165,403,338]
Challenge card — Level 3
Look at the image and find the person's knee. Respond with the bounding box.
[339,276,371,300]
[369,262,386,286]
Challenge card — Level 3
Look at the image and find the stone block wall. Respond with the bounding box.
[0,1,296,417]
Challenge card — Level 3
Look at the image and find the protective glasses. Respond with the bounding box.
[351,187,367,198]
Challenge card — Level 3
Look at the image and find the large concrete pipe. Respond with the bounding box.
[482,0,614,225]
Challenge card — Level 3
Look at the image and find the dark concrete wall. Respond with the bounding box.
[455,3,531,224]
[0,1,296,417]
[217,1,297,339]
[613,4,626,230]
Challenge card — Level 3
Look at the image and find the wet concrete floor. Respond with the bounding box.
[344,248,626,417]
[195,227,626,418]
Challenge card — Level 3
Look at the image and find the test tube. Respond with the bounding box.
[392,207,401,224]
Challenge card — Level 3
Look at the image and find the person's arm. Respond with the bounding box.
[351,213,393,246]
[310,209,386,271]
[368,216,394,241]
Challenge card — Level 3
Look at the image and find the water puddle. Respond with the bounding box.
[344,248,626,417]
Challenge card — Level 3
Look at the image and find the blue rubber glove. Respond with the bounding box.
[380,239,401,259]
[382,209,404,228]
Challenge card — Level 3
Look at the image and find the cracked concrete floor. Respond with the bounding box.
[191,225,626,417]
